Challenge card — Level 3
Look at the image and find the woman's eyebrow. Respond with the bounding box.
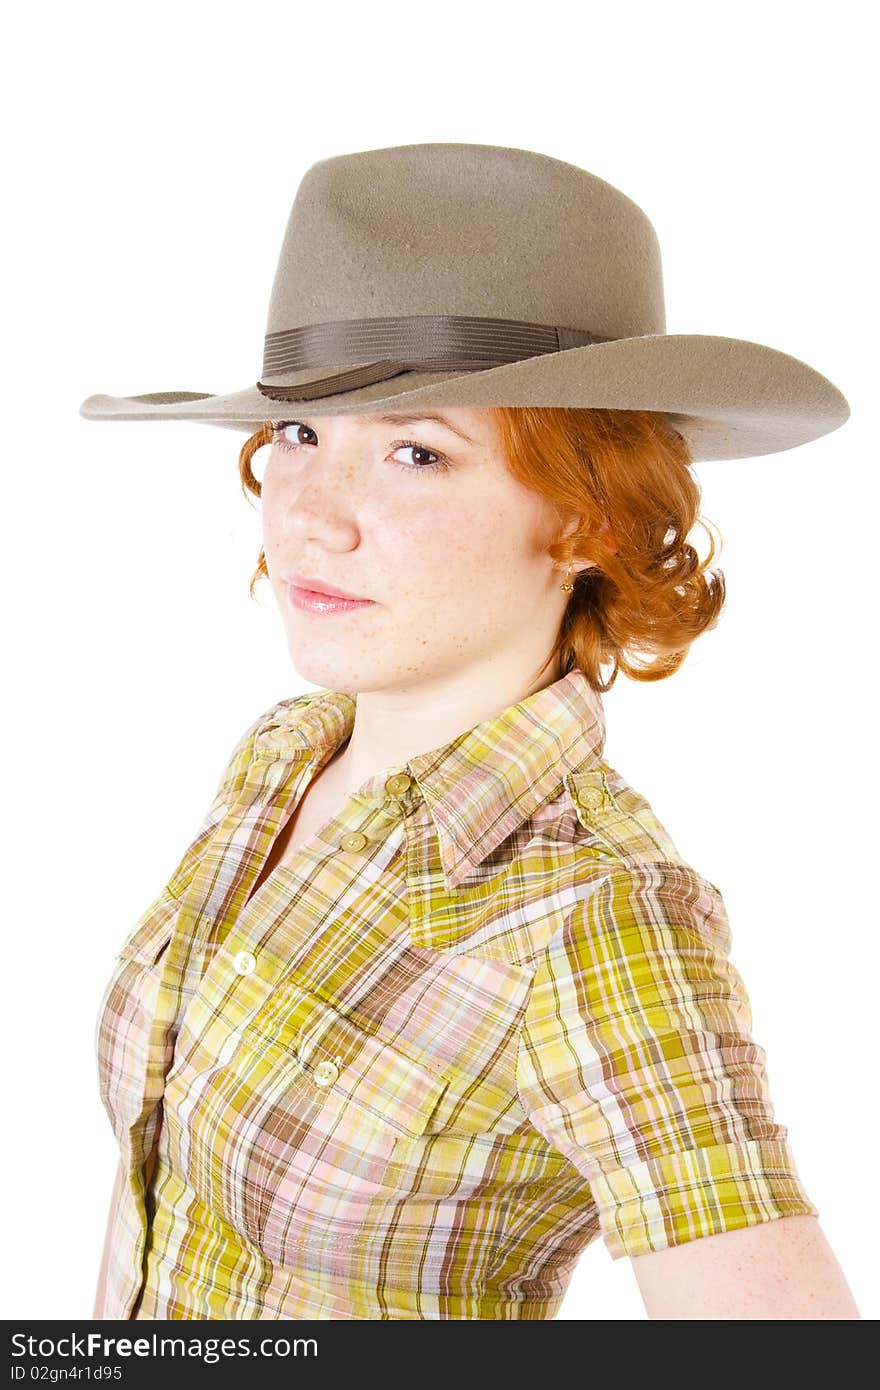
[369,412,477,447]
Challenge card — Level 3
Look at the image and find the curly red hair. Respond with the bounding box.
[237,407,725,694]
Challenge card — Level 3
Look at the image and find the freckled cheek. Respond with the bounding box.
[410,529,481,599]
[460,509,528,578]
[373,503,448,563]
[416,505,524,585]
[261,517,286,575]
[260,491,284,545]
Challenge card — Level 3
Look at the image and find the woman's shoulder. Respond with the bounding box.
[209,690,326,807]
[566,755,692,874]
[235,687,329,750]
[560,755,730,950]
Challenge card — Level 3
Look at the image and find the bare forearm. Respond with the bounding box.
[633,1215,861,1319]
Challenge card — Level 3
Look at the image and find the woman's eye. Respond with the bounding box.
[393,443,443,469]
[272,420,449,474]
[276,422,314,448]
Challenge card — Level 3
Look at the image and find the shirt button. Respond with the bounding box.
[340,830,368,852]
[576,786,605,810]
[384,772,412,796]
[233,949,257,975]
[313,1059,339,1087]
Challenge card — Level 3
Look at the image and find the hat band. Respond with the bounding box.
[255,313,614,401]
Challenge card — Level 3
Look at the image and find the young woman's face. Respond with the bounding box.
[260,406,572,694]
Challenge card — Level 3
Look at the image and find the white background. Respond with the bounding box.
[3,0,876,1321]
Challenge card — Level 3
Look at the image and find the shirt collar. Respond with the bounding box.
[256,667,606,892]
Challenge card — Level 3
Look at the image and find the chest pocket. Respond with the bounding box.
[95,892,181,1145]
[160,979,454,1265]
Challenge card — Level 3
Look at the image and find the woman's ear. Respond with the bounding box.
[556,511,618,563]
[596,516,618,555]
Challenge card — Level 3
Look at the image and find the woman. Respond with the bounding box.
[82,142,859,1320]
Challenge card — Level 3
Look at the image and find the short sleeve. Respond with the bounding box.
[515,859,818,1260]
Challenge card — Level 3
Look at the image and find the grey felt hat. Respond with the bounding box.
[79,141,850,463]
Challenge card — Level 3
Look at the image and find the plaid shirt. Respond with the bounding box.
[94,668,817,1320]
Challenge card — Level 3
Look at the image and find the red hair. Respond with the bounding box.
[237,407,724,693]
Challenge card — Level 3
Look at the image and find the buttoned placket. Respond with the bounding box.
[158,750,424,1097]
[113,750,425,1318]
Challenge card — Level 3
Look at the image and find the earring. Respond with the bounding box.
[560,561,574,593]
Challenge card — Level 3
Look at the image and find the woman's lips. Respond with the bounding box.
[288,584,376,615]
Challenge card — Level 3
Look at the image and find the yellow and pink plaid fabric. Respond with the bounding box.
[94,668,817,1319]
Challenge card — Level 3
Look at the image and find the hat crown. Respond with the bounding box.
[79,140,850,464]
[263,143,667,347]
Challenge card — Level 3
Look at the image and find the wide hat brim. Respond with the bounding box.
[79,330,850,464]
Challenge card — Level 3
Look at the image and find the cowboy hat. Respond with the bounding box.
[78,141,850,464]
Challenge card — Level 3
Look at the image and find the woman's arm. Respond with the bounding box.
[630,1214,860,1319]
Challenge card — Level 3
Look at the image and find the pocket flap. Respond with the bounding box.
[241,985,451,1142]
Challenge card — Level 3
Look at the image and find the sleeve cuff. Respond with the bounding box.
[590,1136,819,1260]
